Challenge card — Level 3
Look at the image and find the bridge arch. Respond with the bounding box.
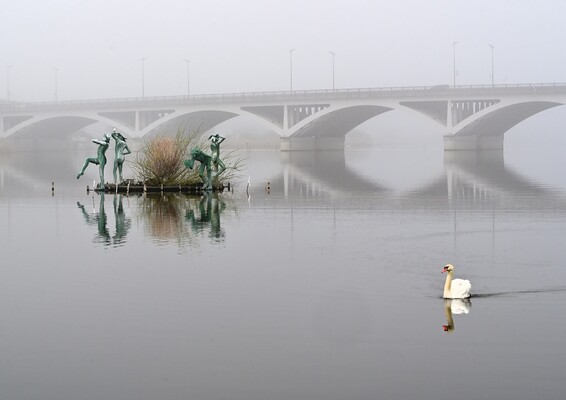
[2,114,134,139]
[237,108,285,137]
[443,100,565,150]
[454,101,563,137]
[141,110,239,138]
[274,104,395,150]
[290,105,394,138]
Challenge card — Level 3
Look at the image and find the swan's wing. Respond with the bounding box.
[451,279,472,298]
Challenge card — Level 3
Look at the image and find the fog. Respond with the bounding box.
[3,0,566,102]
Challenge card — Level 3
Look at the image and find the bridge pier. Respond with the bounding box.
[280,136,345,151]
[443,134,504,151]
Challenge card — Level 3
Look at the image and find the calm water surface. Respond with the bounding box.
[1,144,566,399]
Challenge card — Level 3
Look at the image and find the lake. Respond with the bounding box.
[1,141,565,399]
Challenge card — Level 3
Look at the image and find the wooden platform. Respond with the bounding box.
[91,182,230,194]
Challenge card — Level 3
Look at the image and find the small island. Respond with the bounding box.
[80,130,239,194]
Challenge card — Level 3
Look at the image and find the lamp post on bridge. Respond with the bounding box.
[52,66,58,102]
[184,59,190,97]
[329,50,335,91]
[452,41,458,87]
[141,57,148,99]
[489,44,495,86]
[289,48,295,92]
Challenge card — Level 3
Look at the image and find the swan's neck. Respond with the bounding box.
[443,271,453,298]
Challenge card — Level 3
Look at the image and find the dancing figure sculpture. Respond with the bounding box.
[208,134,226,176]
[77,133,111,187]
[111,129,131,184]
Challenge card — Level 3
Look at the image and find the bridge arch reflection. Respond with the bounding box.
[256,149,566,211]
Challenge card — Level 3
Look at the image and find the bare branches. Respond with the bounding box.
[130,127,243,186]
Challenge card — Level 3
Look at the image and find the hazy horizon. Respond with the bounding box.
[3,0,566,102]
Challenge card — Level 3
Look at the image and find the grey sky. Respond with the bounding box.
[2,0,566,101]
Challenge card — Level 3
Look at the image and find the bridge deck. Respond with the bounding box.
[2,83,566,113]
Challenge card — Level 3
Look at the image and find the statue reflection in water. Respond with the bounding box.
[77,193,131,246]
[442,298,471,333]
[186,192,225,240]
[138,192,227,244]
[112,194,131,245]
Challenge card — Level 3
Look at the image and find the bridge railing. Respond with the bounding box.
[2,82,566,113]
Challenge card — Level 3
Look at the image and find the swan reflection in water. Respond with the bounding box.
[443,298,471,332]
[77,193,131,247]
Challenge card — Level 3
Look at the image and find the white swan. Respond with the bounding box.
[441,264,471,299]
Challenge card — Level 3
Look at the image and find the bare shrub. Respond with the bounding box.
[131,127,243,186]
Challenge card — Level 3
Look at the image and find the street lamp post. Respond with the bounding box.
[289,48,295,92]
[141,57,147,98]
[184,59,190,97]
[452,41,458,87]
[52,66,58,102]
[489,44,495,86]
[329,51,335,91]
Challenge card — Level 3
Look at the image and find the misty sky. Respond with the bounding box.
[2,0,566,102]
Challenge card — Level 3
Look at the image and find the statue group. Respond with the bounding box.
[77,130,226,191]
[184,133,226,190]
[77,129,131,187]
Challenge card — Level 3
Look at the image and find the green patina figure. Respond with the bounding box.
[111,129,131,184]
[184,147,214,190]
[77,133,111,186]
[184,135,227,190]
[208,133,226,176]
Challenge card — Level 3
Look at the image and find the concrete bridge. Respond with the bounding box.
[1,83,566,150]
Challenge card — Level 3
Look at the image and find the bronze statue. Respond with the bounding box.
[111,129,131,184]
[77,133,111,187]
[208,133,226,176]
[184,135,227,190]
[184,147,214,190]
